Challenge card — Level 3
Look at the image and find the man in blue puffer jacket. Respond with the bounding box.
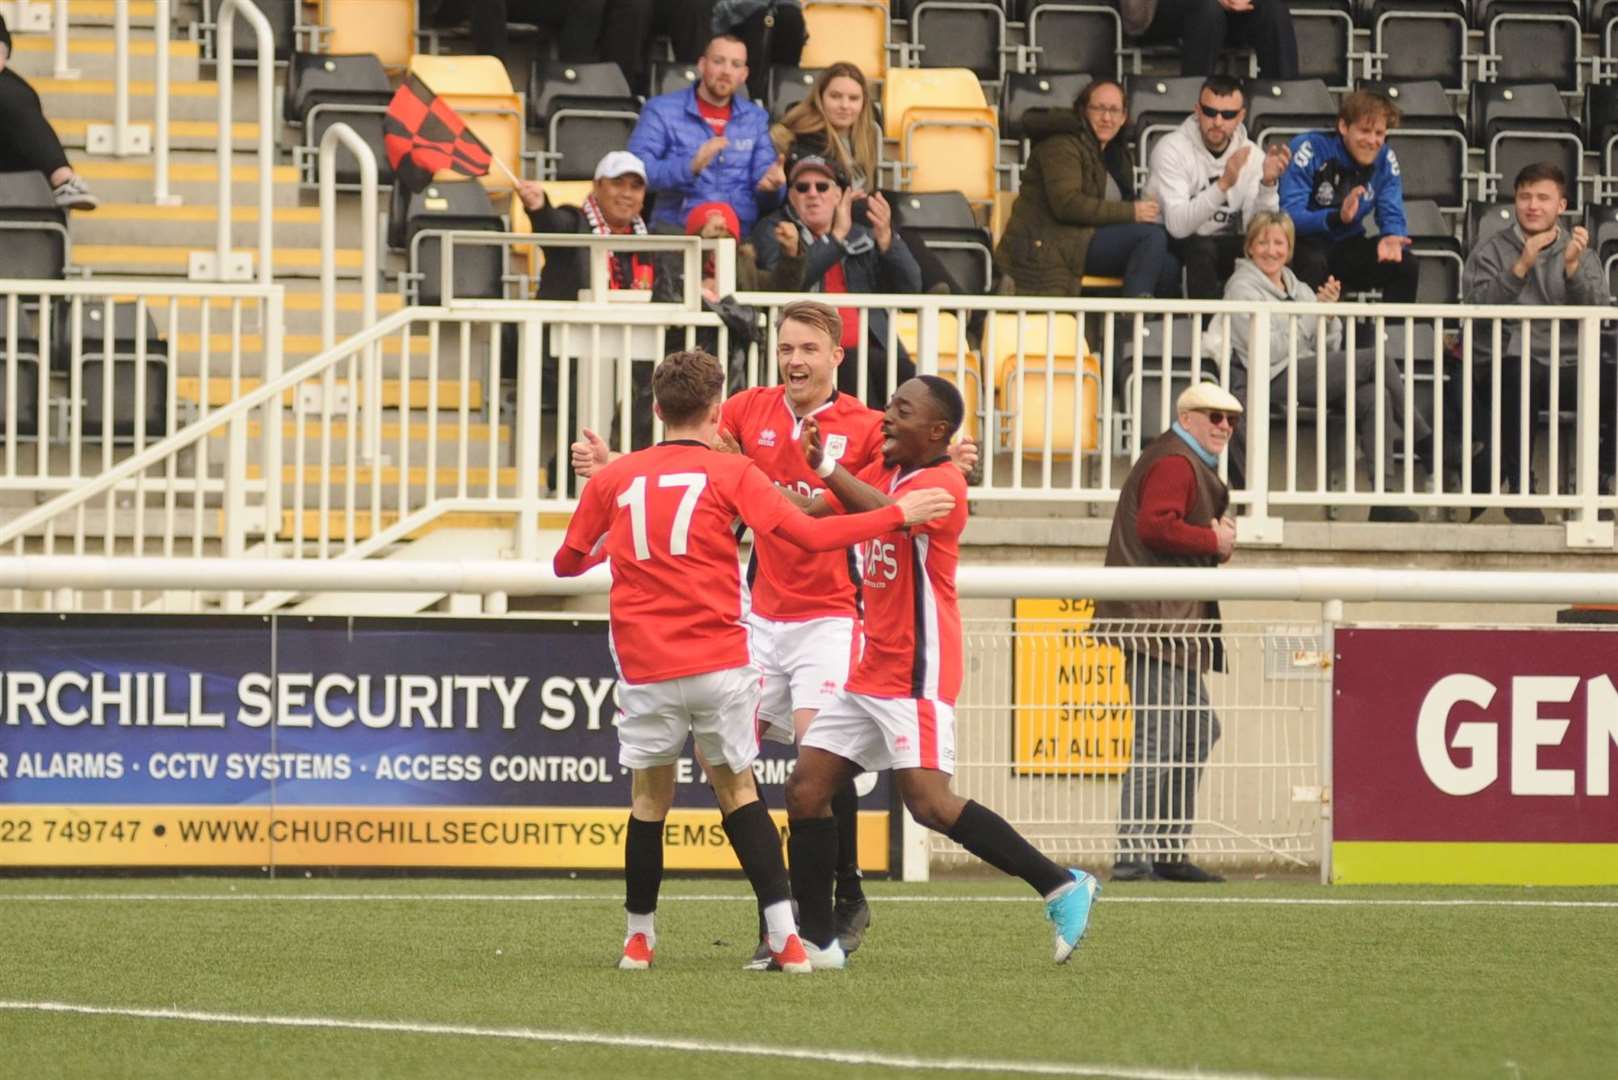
[1279,89,1418,302]
[628,32,785,235]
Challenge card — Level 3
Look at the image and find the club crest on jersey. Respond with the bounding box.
[759,428,777,447]
[823,433,848,461]
[1313,178,1334,207]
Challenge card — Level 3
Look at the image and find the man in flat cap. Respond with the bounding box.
[1096,381,1240,884]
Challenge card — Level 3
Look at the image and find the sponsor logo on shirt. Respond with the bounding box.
[894,734,911,752]
[820,679,839,696]
[759,428,777,447]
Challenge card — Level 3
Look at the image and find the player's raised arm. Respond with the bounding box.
[799,416,893,513]
[735,459,951,552]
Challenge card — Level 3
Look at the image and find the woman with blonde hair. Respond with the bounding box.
[771,61,881,192]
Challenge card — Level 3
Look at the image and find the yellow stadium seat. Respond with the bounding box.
[407,54,524,192]
[882,68,988,141]
[322,0,416,69]
[983,313,1098,457]
[901,109,998,205]
[894,312,983,442]
[801,2,890,80]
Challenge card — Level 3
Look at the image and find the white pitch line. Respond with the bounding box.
[0,1000,1325,1080]
[1,893,1616,910]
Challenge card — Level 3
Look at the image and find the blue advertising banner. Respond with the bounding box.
[0,614,891,871]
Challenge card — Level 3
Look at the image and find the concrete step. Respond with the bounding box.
[74,160,304,208]
[70,202,375,250]
[34,76,268,124]
[54,116,263,151]
[8,32,203,80]
[73,242,365,278]
[208,417,509,445]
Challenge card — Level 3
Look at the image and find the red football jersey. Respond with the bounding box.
[721,387,884,621]
[559,441,795,684]
[832,458,969,704]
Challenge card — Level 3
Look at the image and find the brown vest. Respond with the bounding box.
[1095,429,1228,671]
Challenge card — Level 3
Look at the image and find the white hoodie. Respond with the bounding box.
[1146,114,1279,241]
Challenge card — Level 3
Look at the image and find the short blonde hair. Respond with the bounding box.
[778,299,843,346]
[1244,211,1295,258]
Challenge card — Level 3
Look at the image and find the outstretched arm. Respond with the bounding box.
[800,417,892,513]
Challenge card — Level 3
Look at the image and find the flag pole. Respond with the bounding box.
[489,155,522,186]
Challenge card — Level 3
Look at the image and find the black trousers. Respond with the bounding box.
[1141,0,1299,79]
[1458,348,1618,495]
[1291,233,1420,304]
[462,0,607,61]
[724,4,807,102]
[600,0,716,92]
[1171,233,1247,301]
[0,69,71,178]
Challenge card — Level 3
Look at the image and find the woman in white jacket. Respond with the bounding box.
[1213,211,1425,522]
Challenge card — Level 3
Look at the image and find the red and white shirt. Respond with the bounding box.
[557,440,905,684]
[828,458,968,704]
[721,386,884,622]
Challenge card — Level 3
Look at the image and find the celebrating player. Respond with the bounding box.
[574,299,977,965]
[553,349,955,973]
[784,375,1101,968]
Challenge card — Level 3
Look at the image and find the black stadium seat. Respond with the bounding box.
[647,61,750,102]
[769,67,825,122]
[1364,80,1471,210]
[206,0,298,61]
[1371,0,1472,90]
[1401,200,1464,304]
[1467,199,1518,251]
[1584,84,1618,203]
[530,62,642,182]
[1126,75,1204,189]
[1000,71,1091,143]
[1022,1,1124,79]
[1290,0,1357,91]
[1471,82,1584,210]
[1594,205,1618,300]
[1243,79,1339,149]
[76,304,170,441]
[286,53,396,187]
[885,191,995,295]
[390,180,507,305]
[908,2,1009,83]
[0,172,70,281]
[1474,0,1584,91]
[1,310,42,438]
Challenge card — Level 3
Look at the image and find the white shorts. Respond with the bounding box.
[746,613,860,745]
[615,665,763,774]
[799,691,957,775]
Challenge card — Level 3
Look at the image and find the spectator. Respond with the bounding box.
[1459,162,1616,523]
[1120,0,1298,79]
[683,200,802,393]
[1279,90,1417,303]
[771,62,965,294]
[1146,75,1289,300]
[1213,211,1424,522]
[599,0,715,94]
[0,16,97,210]
[1095,380,1240,884]
[628,32,785,236]
[714,0,806,103]
[751,155,922,403]
[443,1,607,62]
[993,80,1179,298]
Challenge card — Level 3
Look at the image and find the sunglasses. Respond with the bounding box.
[793,180,833,193]
[1199,104,1242,121]
[1199,409,1238,427]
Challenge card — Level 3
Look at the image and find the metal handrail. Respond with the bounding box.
[213,0,275,283]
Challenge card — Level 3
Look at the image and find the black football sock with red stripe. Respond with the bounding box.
[788,815,839,948]
[947,799,1071,896]
[624,814,664,916]
[831,780,866,903]
[722,800,793,909]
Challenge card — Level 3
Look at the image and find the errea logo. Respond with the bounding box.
[759,429,777,447]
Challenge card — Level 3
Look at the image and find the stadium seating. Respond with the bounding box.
[894,311,982,440]
[391,180,508,305]
[769,67,826,121]
[1474,0,1583,91]
[408,55,525,192]
[286,53,396,187]
[1,312,42,438]
[77,304,170,441]
[1467,199,1518,251]
[1000,71,1091,143]
[1116,317,1200,448]
[1597,0,1618,78]
[1021,2,1124,80]
[908,2,1009,83]
[316,0,417,69]
[207,0,298,61]
[1290,0,1358,91]
[886,190,995,294]
[1585,84,1618,203]
[529,62,641,182]
[1470,82,1584,209]
[983,313,1100,458]
[1370,0,1472,90]
[1402,199,1465,303]
[882,69,999,206]
[0,173,70,281]
[1243,79,1340,148]
[1594,205,1618,299]
[801,2,891,80]
[1126,76,1203,189]
[1366,80,1471,210]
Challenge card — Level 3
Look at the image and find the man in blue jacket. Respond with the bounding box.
[627,32,785,235]
[1279,90,1418,303]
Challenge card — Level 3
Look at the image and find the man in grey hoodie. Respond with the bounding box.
[1146,76,1290,300]
[1460,162,1614,521]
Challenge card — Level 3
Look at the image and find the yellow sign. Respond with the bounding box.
[0,805,890,872]
[1012,598,1133,775]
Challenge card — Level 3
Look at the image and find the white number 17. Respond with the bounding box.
[616,472,709,560]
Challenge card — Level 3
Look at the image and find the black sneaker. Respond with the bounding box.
[743,936,773,971]
[1152,859,1225,883]
[1367,505,1420,523]
[833,896,872,955]
[1110,860,1155,882]
[1505,506,1547,525]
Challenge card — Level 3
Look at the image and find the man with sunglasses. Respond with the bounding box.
[1146,76,1290,300]
[1096,381,1241,884]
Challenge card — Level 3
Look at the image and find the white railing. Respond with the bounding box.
[204,0,275,282]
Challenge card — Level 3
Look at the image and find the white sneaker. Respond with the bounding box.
[801,938,846,971]
[52,175,99,212]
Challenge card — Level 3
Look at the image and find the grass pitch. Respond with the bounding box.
[1,876,1613,1079]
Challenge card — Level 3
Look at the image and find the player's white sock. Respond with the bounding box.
[1043,879,1077,903]
[762,899,797,952]
[626,911,656,950]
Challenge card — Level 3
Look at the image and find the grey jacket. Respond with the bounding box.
[1462,224,1608,366]
[1208,257,1342,378]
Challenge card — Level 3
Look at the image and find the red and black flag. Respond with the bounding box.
[383,74,493,193]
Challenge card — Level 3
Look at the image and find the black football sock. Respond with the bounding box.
[787,815,839,948]
[946,799,1071,896]
[624,815,664,916]
[722,799,793,910]
[831,779,866,904]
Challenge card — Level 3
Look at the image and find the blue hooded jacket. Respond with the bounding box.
[627,85,778,234]
[1279,130,1407,242]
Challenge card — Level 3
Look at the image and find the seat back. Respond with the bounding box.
[901,108,999,203]
[1478,0,1582,90]
[213,0,296,60]
[1370,0,1470,88]
[1026,3,1122,78]
[883,67,990,139]
[1000,72,1091,142]
[286,52,391,122]
[770,67,825,121]
[81,360,169,441]
[1290,0,1356,89]
[408,55,525,190]
[1467,200,1518,250]
[547,112,640,181]
[1126,75,1204,170]
[909,2,1006,82]
[0,172,68,279]
[1384,127,1470,208]
[895,312,983,440]
[1244,79,1340,146]
[530,61,637,126]
[324,0,416,68]
[802,2,890,79]
[994,351,1101,457]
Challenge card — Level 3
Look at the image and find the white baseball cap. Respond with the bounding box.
[594,150,647,181]
[1177,380,1244,414]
